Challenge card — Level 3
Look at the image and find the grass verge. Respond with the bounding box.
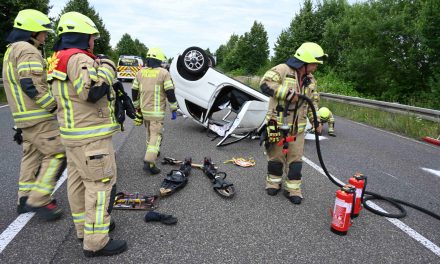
[320,98,440,140]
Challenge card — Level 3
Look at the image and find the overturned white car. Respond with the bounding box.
[170,46,269,146]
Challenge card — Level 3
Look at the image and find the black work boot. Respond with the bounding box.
[83,239,127,257]
[284,191,302,204]
[143,161,161,175]
[27,200,63,221]
[266,188,280,196]
[17,196,30,214]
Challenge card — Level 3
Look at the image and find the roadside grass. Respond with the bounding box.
[320,98,440,140]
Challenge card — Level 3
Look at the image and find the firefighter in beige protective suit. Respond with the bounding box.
[48,12,126,257]
[2,9,65,221]
[132,47,178,174]
[260,42,326,204]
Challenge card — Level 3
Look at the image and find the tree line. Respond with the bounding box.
[215,0,440,110]
[1,0,438,109]
[0,0,148,65]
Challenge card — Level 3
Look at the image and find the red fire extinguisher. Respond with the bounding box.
[331,184,356,235]
[348,172,367,218]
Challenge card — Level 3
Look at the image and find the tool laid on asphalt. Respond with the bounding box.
[162,157,235,198]
[113,192,158,210]
[159,157,192,197]
[223,157,256,167]
[162,156,217,170]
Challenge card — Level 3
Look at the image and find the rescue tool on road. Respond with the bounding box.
[162,157,235,198]
[113,192,158,210]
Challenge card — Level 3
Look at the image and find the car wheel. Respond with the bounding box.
[180,46,209,76]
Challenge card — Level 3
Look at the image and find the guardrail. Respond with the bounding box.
[320,92,440,123]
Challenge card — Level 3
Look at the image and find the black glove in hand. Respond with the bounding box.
[13,126,23,145]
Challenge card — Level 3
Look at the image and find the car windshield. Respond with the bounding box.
[119,58,138,66]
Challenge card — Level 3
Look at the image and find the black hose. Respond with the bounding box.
[299,94,440,221]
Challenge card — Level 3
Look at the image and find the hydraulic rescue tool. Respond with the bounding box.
[162,157,235,198]
[113,192,158,210]
[159,157,192,197]
[298,93,440,235]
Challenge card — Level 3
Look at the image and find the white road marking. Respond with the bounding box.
[382,171,398,179]
[0,104,9,109]
[303,156,440,258]
[304,133,327,141]
[0,170,67,253]
[421,167,440,178]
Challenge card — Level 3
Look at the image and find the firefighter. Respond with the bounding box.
[260,42,326,204]
[48,12,126,257]
[318,107,336,136]
[132,47,178,174]
[2,9,65,220]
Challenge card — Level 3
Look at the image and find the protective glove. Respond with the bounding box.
[113,81,136,119]
[171,111,177,120]
[134,110,143,126]
[13,126,23,145]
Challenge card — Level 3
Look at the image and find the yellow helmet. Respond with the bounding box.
[146,47,166,62]
[57,12,99,37]
[318,107,331,119]
[13,9,52,32]
[294,42,327,64]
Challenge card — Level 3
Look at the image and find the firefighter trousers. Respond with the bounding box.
[20,121,66,207]
[66,137,116,251]
[144,120,163,163]
[265,132,305,197]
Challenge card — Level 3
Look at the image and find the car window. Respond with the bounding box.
[118,58,139,67]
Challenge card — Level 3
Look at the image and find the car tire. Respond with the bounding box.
[179,46,209,78]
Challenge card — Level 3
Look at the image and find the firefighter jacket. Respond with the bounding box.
[2,41,57,128]
[132,67,177,121]
[260,63,320,134]
[49,50,119,147]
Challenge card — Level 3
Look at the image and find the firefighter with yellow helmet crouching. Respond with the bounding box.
[48,12,127,257]
[260,42,326,204]
[132,47,178,175]
[2,9,66,220]
[318,107,336,136]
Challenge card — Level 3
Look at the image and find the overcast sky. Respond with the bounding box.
[49,0,362,58]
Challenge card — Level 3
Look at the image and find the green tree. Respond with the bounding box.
[272,0,318,65]
[115,33,139,57]
[235,21,269,74]
[133,38,148,58]
[0,0,51,65]
[54,0,112,55]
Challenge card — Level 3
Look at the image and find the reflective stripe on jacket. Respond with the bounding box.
[132,67,176,120]
[50,52,119,146]
[2,41,56,128]
[260,63,320,134]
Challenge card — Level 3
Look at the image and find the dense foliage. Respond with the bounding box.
[215,0,440,109]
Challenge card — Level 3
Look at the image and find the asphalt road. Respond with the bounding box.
[0,82,439,263]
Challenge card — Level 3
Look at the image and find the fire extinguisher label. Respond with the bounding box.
[332,198,351,228]
[355,188,363,198]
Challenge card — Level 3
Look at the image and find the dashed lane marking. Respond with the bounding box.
[0,171,67,253]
